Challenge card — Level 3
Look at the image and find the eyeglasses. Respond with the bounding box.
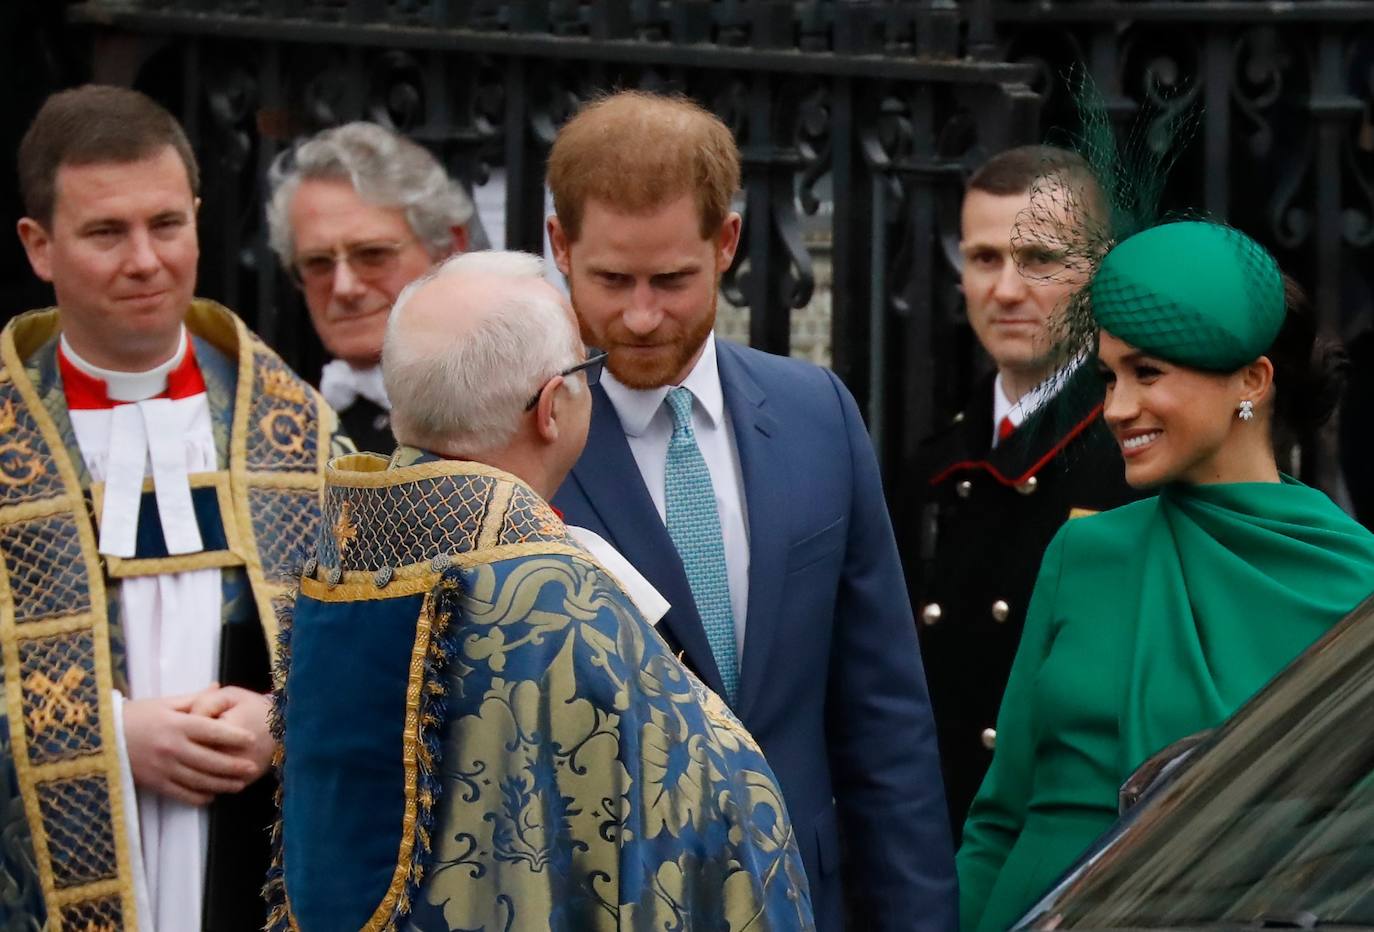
[524,349,608,411]
[290,238,417,287]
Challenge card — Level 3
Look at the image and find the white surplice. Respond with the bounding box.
[63,331,223,932]
[566,525,670,626]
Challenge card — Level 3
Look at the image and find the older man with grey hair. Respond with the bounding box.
[268,250,815,930]
[266,121,473,453]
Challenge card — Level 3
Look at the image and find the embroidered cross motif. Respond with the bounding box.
[22,664,92,737]
[333,501,359,555]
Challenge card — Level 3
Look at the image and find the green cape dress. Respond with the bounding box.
[957,477,1374,932]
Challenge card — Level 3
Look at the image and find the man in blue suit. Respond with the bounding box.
[548,90,957,931]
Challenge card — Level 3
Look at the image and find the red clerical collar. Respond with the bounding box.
[58,342,207,410]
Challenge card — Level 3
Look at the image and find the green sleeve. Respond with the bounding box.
[956,523,1068,931]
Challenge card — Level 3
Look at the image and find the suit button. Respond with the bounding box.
[1016,475,1039,495]
[956,480,972,499]
[981,727,997,750]
[991,600,1010,623]
[921,603,942,626]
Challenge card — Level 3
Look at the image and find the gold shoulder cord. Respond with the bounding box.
[0,310,137,929]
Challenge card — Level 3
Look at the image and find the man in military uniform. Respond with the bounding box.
[266,121,472,454]
[6,85,343,930]
[903,145,1139,840]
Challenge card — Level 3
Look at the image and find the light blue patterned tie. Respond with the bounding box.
[663,386,739,704]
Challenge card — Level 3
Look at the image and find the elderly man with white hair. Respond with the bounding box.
[266,121,473,452]
[266,250,816,932]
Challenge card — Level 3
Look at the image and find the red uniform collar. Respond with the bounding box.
[59,341,207,410]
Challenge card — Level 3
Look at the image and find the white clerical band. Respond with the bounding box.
[98,405,149,558]
[144,398,203,555]
[95,399,205,559]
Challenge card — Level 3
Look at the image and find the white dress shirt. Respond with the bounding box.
[991,371,1057,448]
[319,359,390,413]
[600,336,751,656]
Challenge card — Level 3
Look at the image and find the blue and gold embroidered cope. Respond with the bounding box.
[0,301,336,930]
[270,452,815,932]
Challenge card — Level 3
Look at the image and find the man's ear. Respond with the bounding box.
[548,216,573,278]
[715,211,742,270]
[532,375,567,444]
[447,224,470,256]
[16,218,54,283]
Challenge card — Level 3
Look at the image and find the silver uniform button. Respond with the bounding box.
[956,479,972,499]
[981,727,997,750]
[991,599,1010,623]
[1016,475,1039,495]
[921,603,942,626]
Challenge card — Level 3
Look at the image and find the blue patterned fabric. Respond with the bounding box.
[281,592,419,930]
[271,453,815,931]
[413,554,812,930]
[663,386,739,704]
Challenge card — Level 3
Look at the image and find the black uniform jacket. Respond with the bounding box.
[899,367,1141,841]
[338,395,396,456]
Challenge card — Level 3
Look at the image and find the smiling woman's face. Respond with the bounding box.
[1097,330,1255,489]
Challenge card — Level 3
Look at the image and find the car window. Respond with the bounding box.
[1019,594,1374,929]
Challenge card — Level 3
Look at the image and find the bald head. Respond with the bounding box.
[382,251,583,456]
[396,269,564,351]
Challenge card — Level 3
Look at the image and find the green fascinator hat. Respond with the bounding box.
[1090,220,1285,372]
[1010,74,1289,379]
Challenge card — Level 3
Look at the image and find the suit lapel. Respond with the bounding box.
[569,384,726,695]
[717,343,787,719]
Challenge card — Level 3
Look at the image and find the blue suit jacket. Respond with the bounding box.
[554,339,957,931]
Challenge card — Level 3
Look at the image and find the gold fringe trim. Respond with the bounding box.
[358,590,444,932]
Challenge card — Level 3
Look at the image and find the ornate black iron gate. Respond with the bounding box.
[10,0,1374,493]
[54,0,1038,479]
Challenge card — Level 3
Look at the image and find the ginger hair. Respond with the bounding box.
[547,90,740,241]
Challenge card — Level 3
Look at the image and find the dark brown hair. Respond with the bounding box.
[547,90,740,241]
[968,144,1094,197]
[1267,275,1347,431]
[18,84,199,226]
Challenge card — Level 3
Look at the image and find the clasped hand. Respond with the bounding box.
[123,685,275,807]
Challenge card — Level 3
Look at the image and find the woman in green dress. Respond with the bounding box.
[956,220,1374,932]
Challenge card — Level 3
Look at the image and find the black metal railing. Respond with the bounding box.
[26,0,1374,495]
[62,0,1039,478]
[985,0,1374,493]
